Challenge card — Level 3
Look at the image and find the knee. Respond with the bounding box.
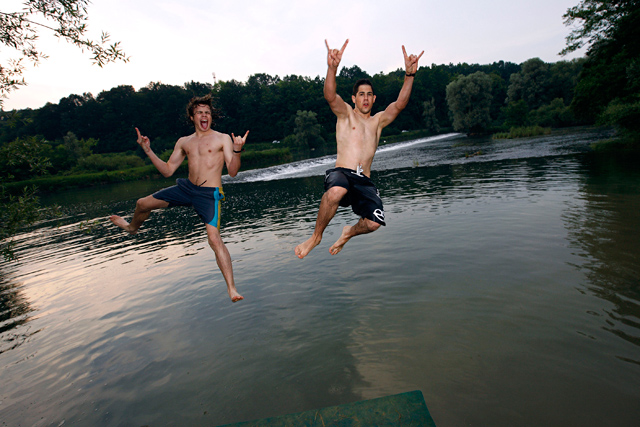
[136,197,154,212]
[324,187,347,204]
[207,230,223,250]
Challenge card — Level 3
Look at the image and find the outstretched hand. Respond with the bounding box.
[135,127,151,152]
[326,39,349,69]
[402,45,424,75]
[231,130,249,150]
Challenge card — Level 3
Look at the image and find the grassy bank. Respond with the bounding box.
[3,131,448,195]
[588,132,640,161]
[492,126,552,139]
[380,129,443,146]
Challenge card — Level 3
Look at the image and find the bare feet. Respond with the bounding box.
[329,226,353,255]
[109,215,137,235]
[229,288,244,303]
[295,235,321,259]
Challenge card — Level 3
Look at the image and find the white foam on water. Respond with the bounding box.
[228,133,462,183]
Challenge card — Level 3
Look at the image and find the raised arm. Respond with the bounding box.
[324,39,350,117]
[379,46,424,128]
[136,127,184,177]
[224,130,249,177]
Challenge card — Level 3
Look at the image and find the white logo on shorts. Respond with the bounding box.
[373,209,385,222]
[352,164,364,177]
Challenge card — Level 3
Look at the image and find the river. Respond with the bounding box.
[1,127,639,426]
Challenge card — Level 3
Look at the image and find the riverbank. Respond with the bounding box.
[4,130,436,195]
[3,147,293,194]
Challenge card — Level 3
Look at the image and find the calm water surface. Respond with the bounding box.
[1,128,639,426]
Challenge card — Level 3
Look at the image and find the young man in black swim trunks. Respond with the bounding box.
[295,39,423,259]
[110,95,248,302]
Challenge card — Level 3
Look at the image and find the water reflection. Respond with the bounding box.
[564,157,640,365]
[2,129,639,425]
[0,270,39,355]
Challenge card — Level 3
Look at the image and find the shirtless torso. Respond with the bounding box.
[294,39,423,259]
[173,130,233,188]
[144,104,242,187]
[334,106,381,176]
[110,98,248,302]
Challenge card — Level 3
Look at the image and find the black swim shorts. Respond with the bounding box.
[324,167,385,226]
[153,178,225,228]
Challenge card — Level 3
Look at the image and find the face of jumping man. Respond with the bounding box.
[191,104,212,131]
[352,84,376,114]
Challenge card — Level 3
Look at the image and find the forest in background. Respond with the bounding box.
[2,0,639,260]
[0,57,587,185]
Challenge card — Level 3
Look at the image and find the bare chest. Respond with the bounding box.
[182,138,223,160]
[338,115,380,150]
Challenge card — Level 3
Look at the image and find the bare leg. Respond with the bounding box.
[329,218,381,255]
[295,186,347,259]
[206,224,243,302]
[110,195,168,234]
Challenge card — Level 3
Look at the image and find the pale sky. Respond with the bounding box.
[2,0,585,111]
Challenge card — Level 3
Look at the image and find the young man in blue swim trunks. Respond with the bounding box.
[295,39,423,259]
[110,95,248,302]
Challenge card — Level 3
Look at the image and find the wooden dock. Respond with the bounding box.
[218,390,436,426]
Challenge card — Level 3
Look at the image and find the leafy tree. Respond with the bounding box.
[0,134,51,259]
[506,58,552,110]
[503,100,530,128]
[422,98,440,134]
[529,98,577,128]
[446,71,493,132]
[1,0,127,259]
[547,59,585,105]
[1,0,128,107]
[561,0,636,55]
[562,0,640,142]
[56,131,96,170]
[289,110,325,150]
[0,134,51,181]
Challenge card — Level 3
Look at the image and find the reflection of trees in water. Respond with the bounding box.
[374,156,567,207]
[564,158,640,364]
[0,272,39,355]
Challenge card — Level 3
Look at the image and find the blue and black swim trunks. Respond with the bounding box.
[324,167,386,226]
[153,178,225,228]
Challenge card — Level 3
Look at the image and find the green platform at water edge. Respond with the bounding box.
[218,390,436,426]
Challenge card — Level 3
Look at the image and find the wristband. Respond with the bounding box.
[406,72,416,77]
[233,148,244,153]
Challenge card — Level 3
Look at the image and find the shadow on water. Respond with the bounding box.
[564,156,640,365]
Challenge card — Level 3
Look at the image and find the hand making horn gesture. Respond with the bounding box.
[326,39,349,70]
[231,130,250,151]
[402,46,424,76]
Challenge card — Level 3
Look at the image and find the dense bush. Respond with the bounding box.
[76,153,145,172]
[492,126,551,139]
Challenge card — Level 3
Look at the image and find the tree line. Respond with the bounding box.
[2,0,639,260]
[1,57,590,181]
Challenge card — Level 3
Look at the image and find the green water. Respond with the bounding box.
[1,129,639,426]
